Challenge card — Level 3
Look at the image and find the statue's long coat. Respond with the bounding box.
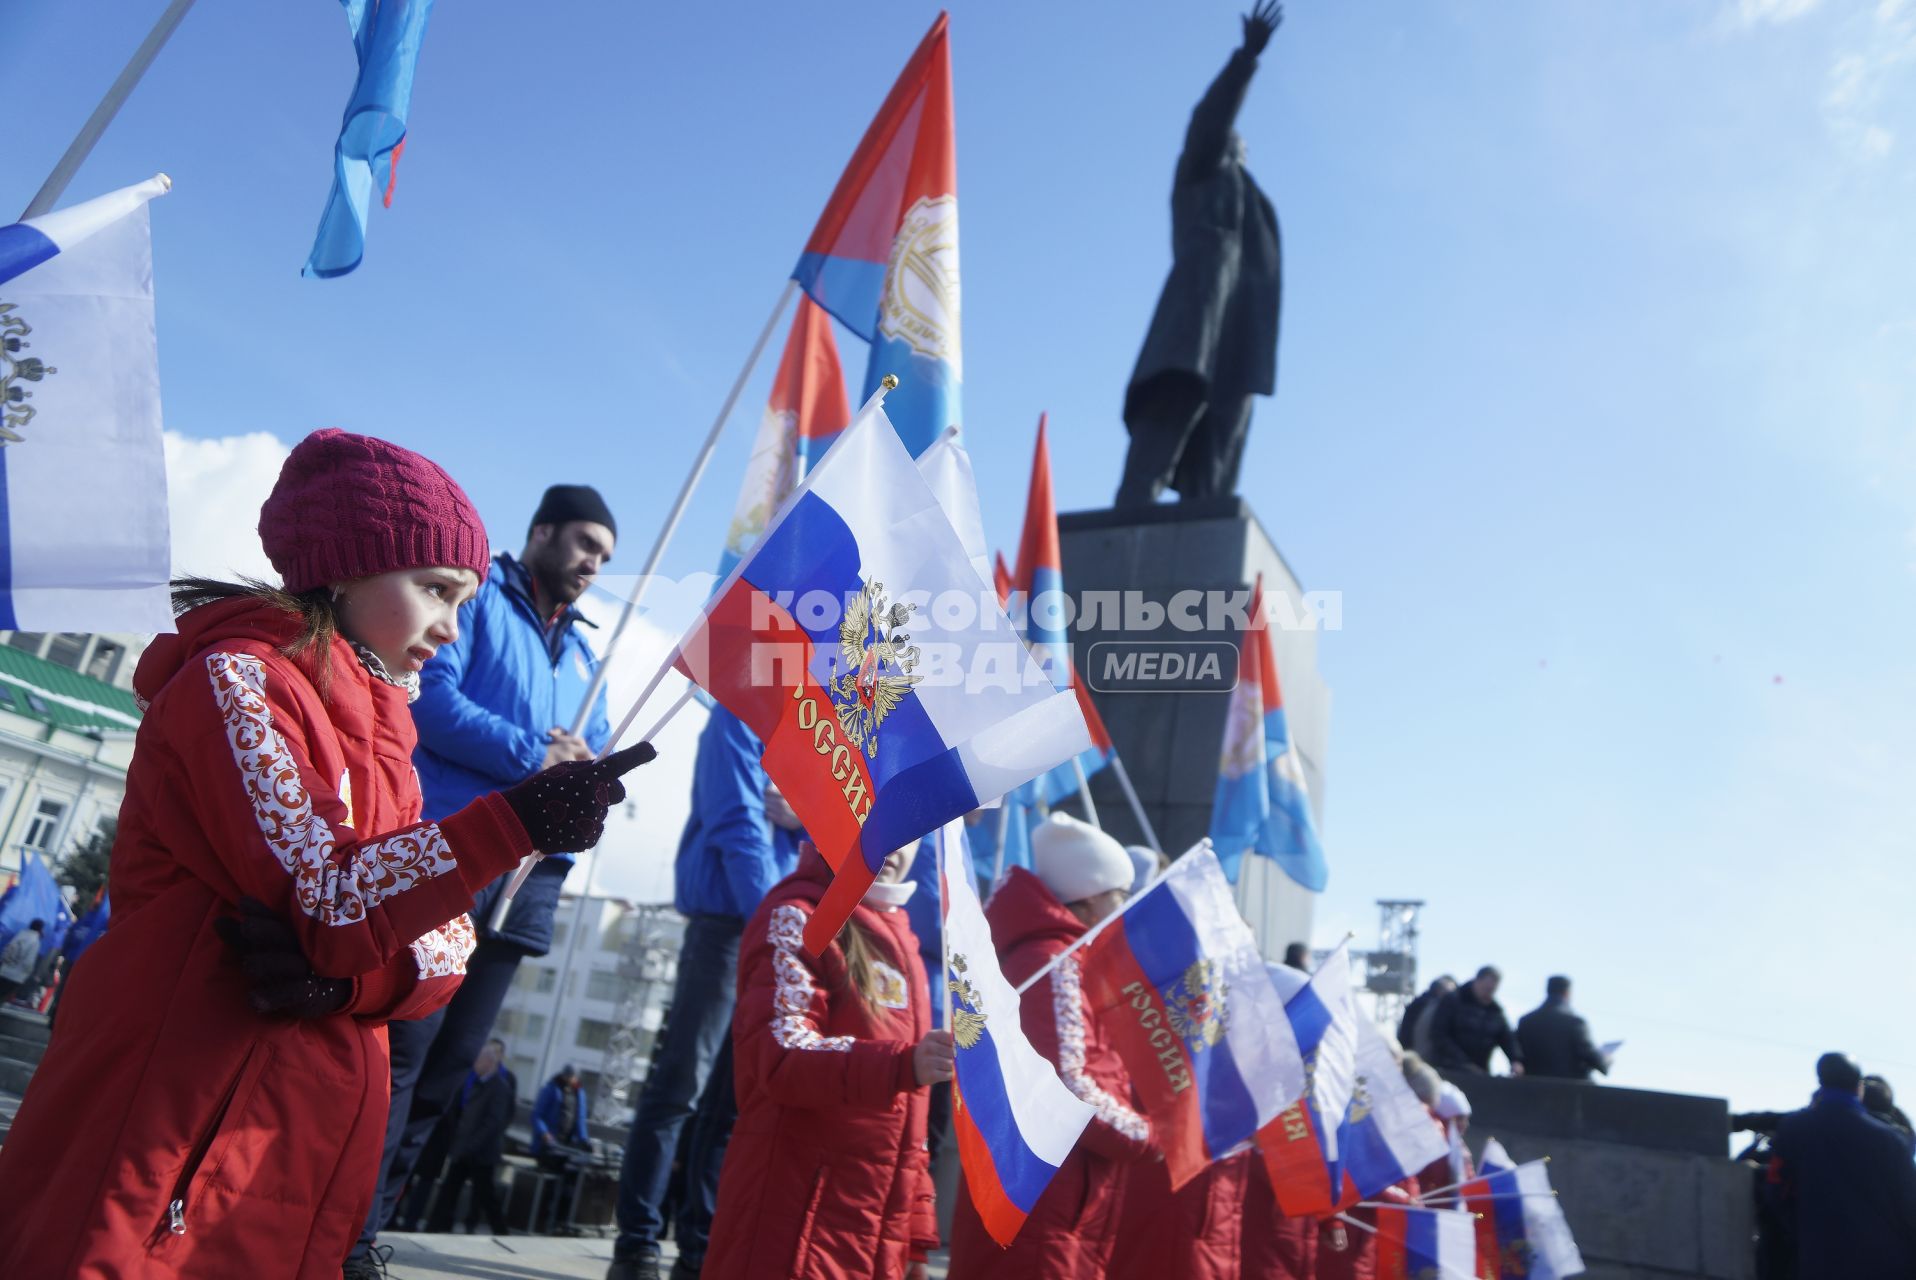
[1125,48,1282,494]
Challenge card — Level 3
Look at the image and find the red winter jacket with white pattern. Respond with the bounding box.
[0,598,531,1280]
[947,868,1153,1280]
[704,852,938,1280]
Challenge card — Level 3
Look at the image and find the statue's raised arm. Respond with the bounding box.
[1180,2,1283,182]
[1117,4,1285,509]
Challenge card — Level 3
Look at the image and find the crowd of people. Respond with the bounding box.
[3,423,1889,1280]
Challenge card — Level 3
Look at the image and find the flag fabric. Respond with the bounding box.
[792,13,959,458]
[1011,416,1113,806]
[1461,1145,1585,1280]
[915,429,992,593]
[1254,585,1328,890]
[61,892,110,966]
[719,296,851,579]
[0,853,72,958]
[1080,845,1307,1189]
[939,818,1094,1244]
[1342,1017,1451,1199]
[1209,574,1327,889]
[1259,942,1361,1214]
[304,0,436,278]
[670,395,1089,953]
[0,176,173,632]
[992,550,1012,606]
[1373,1205,1480,1280]
[1208,574,1271,879]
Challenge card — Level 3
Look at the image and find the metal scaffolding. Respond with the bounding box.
[595,904,683,1124]
[1360,899,1424,1028]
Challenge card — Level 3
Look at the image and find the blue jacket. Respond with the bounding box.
[531,1077,589,1154]
[903,835,944,1029]
[413,553,611,828]
[674,709,799,921]
[412,554,610,952]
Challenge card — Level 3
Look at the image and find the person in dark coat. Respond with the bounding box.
[426,1039,519,1236]
[1515,975,1611,1081]
[1396,975,1455,1060]
[1117,1,1285,507]
[1764,1053,1916,1279]
[1862,1074,1914,1152]
[1428,966,1524,1076]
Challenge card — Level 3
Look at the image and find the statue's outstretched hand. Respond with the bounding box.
[1242,0,1282,55]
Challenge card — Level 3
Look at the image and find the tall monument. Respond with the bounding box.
[1068,3,1324,959]
[1116,0,1284,509]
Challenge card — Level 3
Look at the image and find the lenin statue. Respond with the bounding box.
[1117,2,1284,508]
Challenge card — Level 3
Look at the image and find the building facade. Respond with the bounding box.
[489,893,684,1121]
[0,631,148,886]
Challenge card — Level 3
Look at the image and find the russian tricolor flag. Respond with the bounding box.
[1373,1205,1481,1279]
[1259,941,1361,1215]
[1341,1016,1450,1200]
[718,296,851,580]
[1461,1141,1586,1280]
[792,12,959,458]
[671,395,1089,953]
[1080,846,1307,1189]
[0,176,173,633]
[940,819,1094,1244]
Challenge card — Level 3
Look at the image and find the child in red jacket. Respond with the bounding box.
[703,841,953,1280]
[0,430,651,1279]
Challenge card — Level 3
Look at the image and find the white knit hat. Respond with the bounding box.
[1032,813,1134,904]
[1433,1081,1472,1120]
[1125,845,1159,894]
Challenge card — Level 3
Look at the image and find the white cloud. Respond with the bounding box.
[163,430,288,581]
[1731,0,1824,26]
[1822,0,1916,157]
[570,584,710,905]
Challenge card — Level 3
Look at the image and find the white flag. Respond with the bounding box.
[0,176,173,632]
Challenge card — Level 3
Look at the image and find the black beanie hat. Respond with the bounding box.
[530,484,617,540]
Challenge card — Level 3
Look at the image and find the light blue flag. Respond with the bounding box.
[0,176,173,632]
[304,0,436,278]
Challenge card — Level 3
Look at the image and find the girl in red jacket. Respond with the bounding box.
[703,840,953,1280]
[948,813,1156,1280]
[0,430,650,1279]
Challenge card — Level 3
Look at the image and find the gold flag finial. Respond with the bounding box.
[881,373,899,391]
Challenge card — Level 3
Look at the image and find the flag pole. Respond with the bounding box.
[564,279,799,736]
[1107,754,1162,852]
[490,682,699,931]
[1010,840,1207,997]
[1331,1213,1481,1280]
[1069,757,1100,828]
[938,826,954,1033]
[21,0,200,219]
[990,801,1013,885]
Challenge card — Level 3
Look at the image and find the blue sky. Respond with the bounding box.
[10,0,1916,1115]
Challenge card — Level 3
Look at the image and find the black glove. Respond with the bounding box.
[213,897,351,1019]
[501,741,657,854]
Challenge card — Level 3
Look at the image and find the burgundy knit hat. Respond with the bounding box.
[258,429,491,594]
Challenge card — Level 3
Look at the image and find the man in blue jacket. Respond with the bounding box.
[348,484,617,1278]
[607,707,799,1280]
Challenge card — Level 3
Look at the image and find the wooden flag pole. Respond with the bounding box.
[564,279,798,736]
[21,0,200,220]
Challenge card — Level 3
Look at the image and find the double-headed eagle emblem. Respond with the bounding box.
[0,302,57,445]
[946,952,987,1050]
[831,577,921,757]
[1165,959,1229,1050]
